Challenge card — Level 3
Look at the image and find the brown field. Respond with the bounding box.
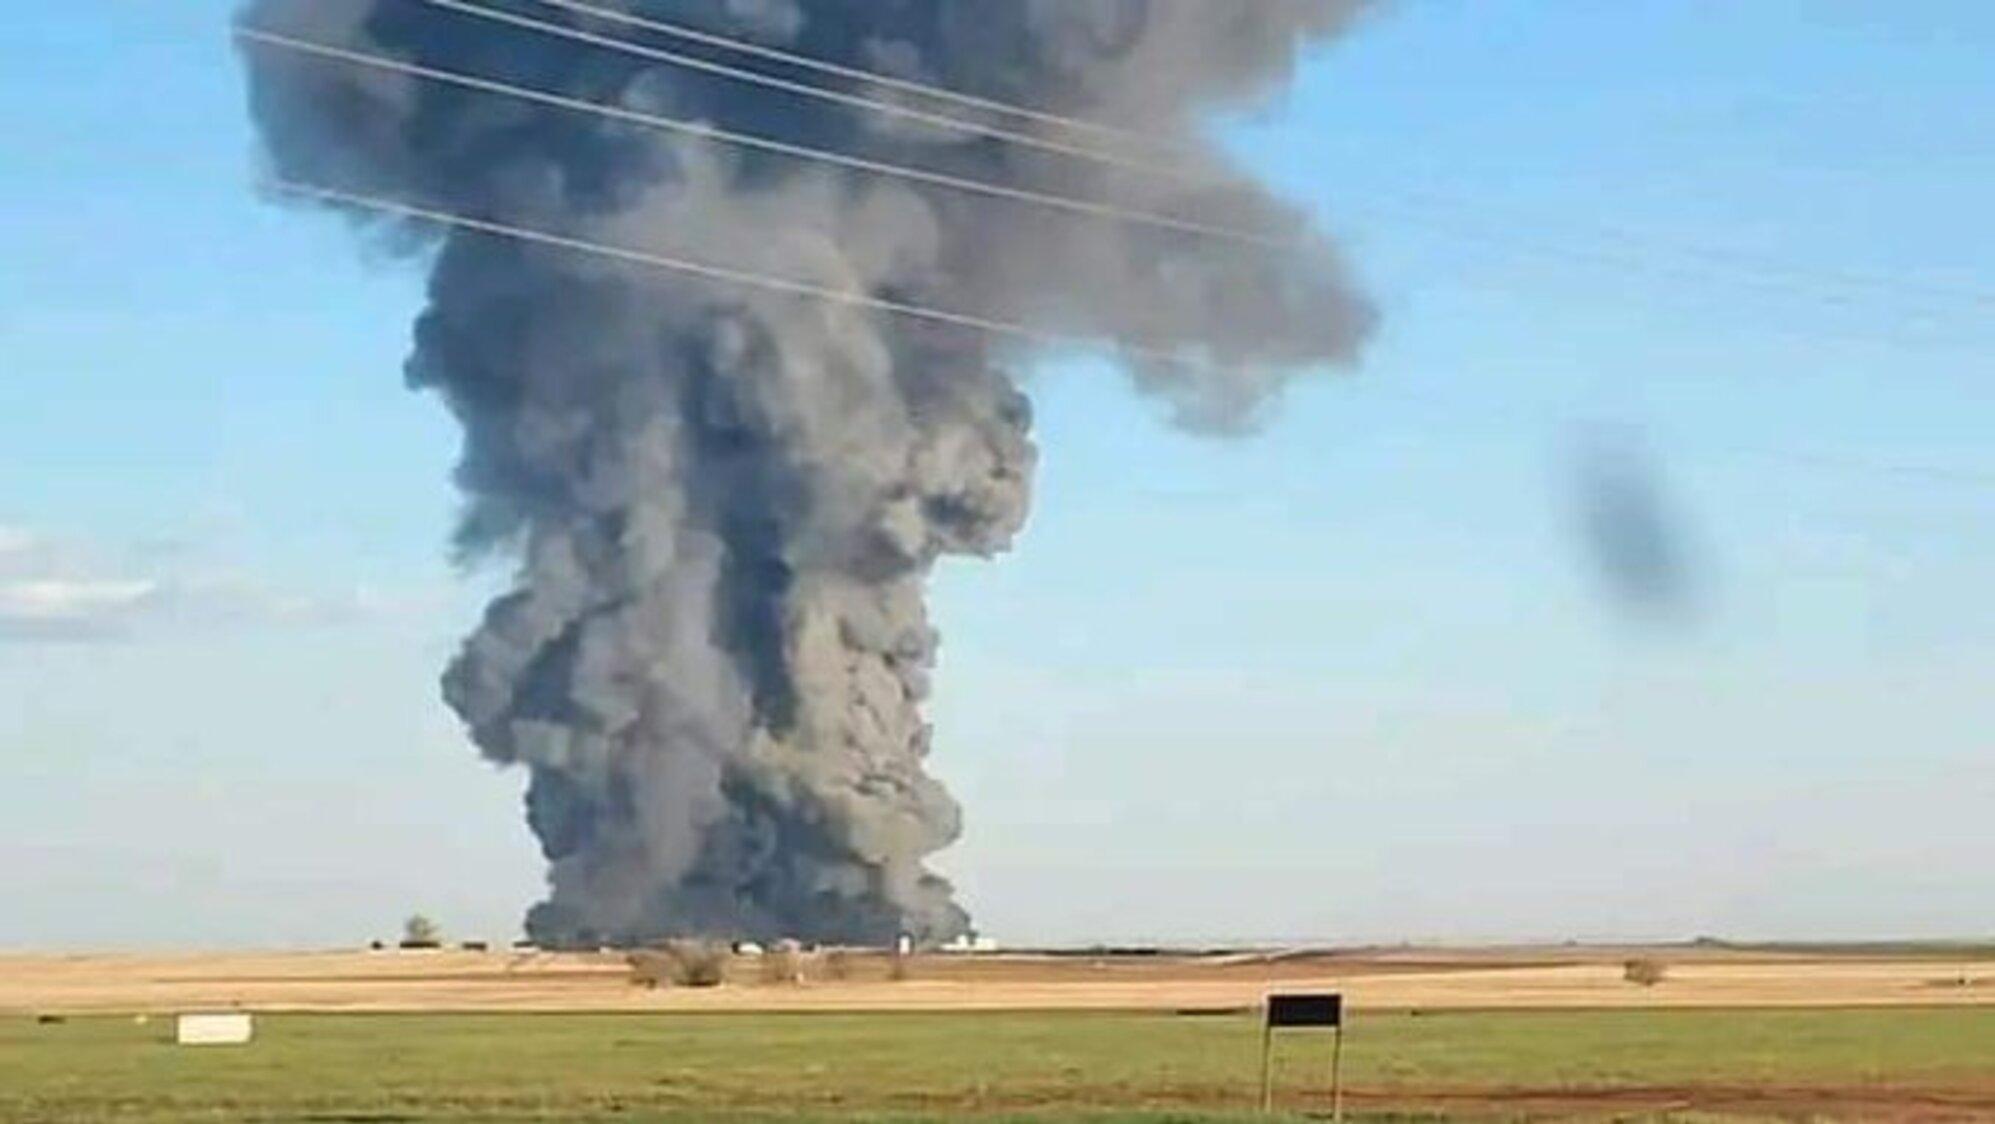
[5,943,1992,1016]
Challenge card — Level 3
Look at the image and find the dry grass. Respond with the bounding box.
[6,945,1994,1016]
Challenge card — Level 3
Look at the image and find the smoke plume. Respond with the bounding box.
[239,0,1375,946]
[1573,425,1698,620]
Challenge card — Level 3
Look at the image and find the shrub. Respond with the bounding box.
[663,940,729,988]
[626,946,730,990]
[626,951,672,989]
[400,914,442,949]
[1624,958,1669,987]
[626,941,731,989]
[760,940,807,985]
[821,949,854,981]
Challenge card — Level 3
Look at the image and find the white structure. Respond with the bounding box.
[176,1013,254,1046]
[942,933,1001,955]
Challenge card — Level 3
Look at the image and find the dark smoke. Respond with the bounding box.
[1573,426,1698,620]
[239,0,1376,946]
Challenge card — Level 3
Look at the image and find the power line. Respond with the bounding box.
[1341,206,1986,354]
[267,184,1995,499]
[242,16,1967,342]
[399,0,1994,331]
[251,12,1989,495]
[520,0,1164,153]
[237,26,1287,250]
[266,177,1248,378]
[1332,378,1995,495]
[410,2,1987,333]
[237,43,1990,355]
[1379,185,1993,313]
[408,0,1208,187]
[510,0,1992,316]
[1705,443,1995,491]
[1338,193,1994,320]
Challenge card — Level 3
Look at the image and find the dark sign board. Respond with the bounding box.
[1265,993,1343,1029]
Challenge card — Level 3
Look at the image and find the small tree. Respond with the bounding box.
[664,940,729,988]
[1624,957,1668,987]
[628,942,730,989]
[402,914,442,948]
[760,940,807,985]
[627,950,673,989]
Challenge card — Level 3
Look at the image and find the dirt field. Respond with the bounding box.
[5,944,1992,1015]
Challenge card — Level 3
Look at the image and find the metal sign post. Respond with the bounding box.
[1260,993,1344,1119]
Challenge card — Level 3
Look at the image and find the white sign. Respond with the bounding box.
[176,1013,254,1046]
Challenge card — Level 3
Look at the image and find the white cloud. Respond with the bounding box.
[0,526,36,556]
[0,579,158,641]
[0,526,383,643]
[0,579,158,620]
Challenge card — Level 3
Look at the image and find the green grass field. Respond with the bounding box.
[5,1008,1993,1123]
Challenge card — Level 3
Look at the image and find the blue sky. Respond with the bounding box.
[2,2,1990,948]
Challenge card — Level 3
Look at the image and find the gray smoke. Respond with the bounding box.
[239,0,1376,946]
[1573,426,1697,619]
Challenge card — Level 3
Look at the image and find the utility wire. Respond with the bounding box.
[520,0,1166,153]
[266,177,1246,377]
[1707,444,1995,491]
[1339,193,1994,318]
[409,0,1209,187]
[254,10,1990,494]
[408,2,1988,330]
[243,18,1964,342]
[239,32,1989,352]
[263,184,1995,497]
[237,26,1287,250]
[510,0,1991,315]
[1341,202,1986,352]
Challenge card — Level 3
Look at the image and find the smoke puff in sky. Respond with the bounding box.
[1573,427,1699,620]
[238,0,1376,946]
